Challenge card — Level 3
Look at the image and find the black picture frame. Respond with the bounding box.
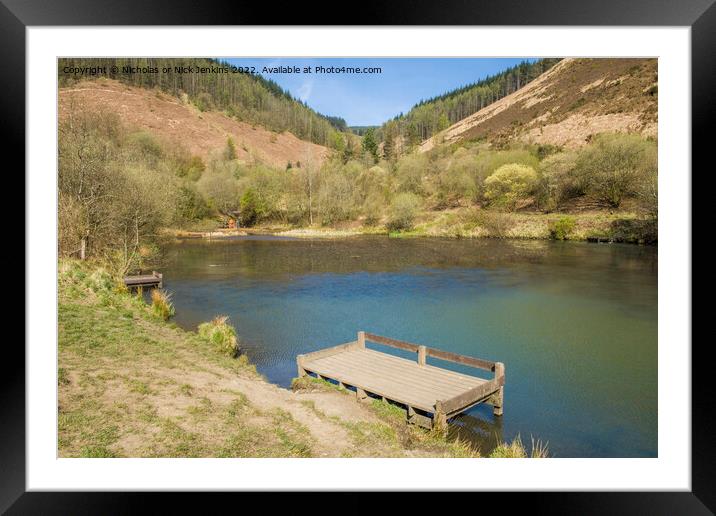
[5,0,708,512]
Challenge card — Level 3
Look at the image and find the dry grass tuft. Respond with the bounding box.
[489,434,549,458]
[151,289,175,321]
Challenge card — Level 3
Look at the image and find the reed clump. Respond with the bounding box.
[489,434,549,458]
[198,315,239,357]
[150,289,176,321]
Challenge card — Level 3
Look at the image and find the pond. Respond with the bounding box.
[160,235,657,458]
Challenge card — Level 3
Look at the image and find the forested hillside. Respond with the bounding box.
[380,59,561,154]
[59,58,343,148]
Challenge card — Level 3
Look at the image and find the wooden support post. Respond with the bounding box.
[493,362,505,416]
[417,345,426,366]
[154,271,163,289]
[357,331,365,349]
[79,237,86,261]
[296,355,307,378]
[434,400,447,434]
[356,387,368,403]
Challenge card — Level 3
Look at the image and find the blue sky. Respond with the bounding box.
[225,58,535,126]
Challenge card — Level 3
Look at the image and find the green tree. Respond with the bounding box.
[361,128,379,163]
[331,132,346,153]
[239,188,266,226]
[382,121,398,161]
[224,137,238,161]
[437,113,450,131]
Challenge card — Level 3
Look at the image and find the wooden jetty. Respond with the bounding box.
[297,331,504,429]
[123,271,163,289]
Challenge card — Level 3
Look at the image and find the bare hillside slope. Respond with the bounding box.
[59,79,330,168]
[420,58,657,151]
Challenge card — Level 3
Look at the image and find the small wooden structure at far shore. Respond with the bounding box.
[123,271,163,289]
[297,331,504,430]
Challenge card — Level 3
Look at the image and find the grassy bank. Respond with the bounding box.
[58,259,547,458]
[176,206,655,244]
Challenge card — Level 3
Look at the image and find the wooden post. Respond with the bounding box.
[417,345,426,366]
[357,331,365,349]
[356,387,368,403]
[493,362,505,416]
[296,355,307,378]
[154,271,163,289]
[434,400,447,433]
[79,237,86,260]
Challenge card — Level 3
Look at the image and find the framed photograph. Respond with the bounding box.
[8,0,708,511]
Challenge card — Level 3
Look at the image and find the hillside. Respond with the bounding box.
[420,58,657,151]
[59,79,330,169]
[59,58,342,148]
[381,58,561,151]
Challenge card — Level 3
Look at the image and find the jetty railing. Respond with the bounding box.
[297,331,505,429]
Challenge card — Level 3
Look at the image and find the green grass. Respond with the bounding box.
[291,375,347,393]
[58,259,278,458]
[59,258,548,458]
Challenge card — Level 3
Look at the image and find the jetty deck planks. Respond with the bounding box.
[123,271,163,288]
[297,331,504,429]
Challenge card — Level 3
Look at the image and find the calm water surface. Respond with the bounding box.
[161,236,657,458]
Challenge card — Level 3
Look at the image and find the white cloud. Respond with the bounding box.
[296,80,314,102]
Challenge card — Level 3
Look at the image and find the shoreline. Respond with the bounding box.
[58,258,548,458]
[164,209,657,245]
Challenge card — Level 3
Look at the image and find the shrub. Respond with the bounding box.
[239,188,266,226]
[574,133,657,208]
[386,193,421,231]
[362,192,385,226]
[194,92,215,112]
[151,289,175,320]
[198,315,239,357]
[317,171,354,224]
[196,162,240,216]
[128,131,164,163]
[84,268,115,293]
[224,137,238,161]
[175,184,210,223]
[484,163,538,210]
[636,162,658,219]
[472,148,540,199]
[395,154,428,194]
[549,216,576,240]
[609,218,658,244]
[536,152,580,211]
[467,209,514,238]
[437,153,476,206]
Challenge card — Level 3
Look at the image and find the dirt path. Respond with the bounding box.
[58,270,478,458]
